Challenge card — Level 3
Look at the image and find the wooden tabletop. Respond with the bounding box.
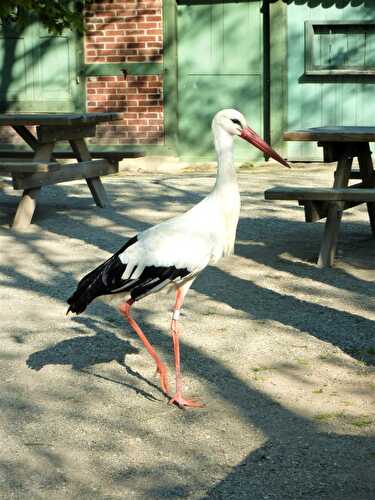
[0,112,124,127]
[283,126,375,142]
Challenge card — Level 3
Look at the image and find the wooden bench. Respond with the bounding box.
[266,127,375,267]
[265,185,375,224]
[0,161,61,174]
[0,149,143,162]
[0,112,137,229]
[350,169,362,179]
[0,160,118,190]
[265,186,375,203]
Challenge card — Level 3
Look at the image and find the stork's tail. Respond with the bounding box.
[67,235,138,315]
[66,288,93,315]
[66,255,127,315]
[66,274,101,315]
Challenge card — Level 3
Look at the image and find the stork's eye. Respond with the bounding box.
[231,119,242,127]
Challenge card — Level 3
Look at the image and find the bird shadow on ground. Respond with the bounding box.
[26,330,138,371]
[26,320,164,402]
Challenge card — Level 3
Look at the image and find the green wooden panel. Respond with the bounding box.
[177,0,263,160]
[329,31,347,66]
[163,0,179,151]
[318,27,332,67]
[34,25,73,101]
[306,21,375,74]
[347,32,365,66]
[0,23,34,102]
[223,2,261,74]
[365,32,375,65]
[269,1,287,155]
[0,17,82,112]
[287,3,375,160]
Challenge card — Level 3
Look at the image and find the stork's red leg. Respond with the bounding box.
[169,289,204,409]
[119,299,169,396]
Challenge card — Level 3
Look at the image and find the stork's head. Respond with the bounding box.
[212,109,290,168]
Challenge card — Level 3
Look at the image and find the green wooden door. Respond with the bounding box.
[177,0,263,160]
[287,2,375,160]
[0,17,83,112]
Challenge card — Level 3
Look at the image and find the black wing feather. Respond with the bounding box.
[67,235,190,314]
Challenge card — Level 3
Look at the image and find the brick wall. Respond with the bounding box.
[85,0,163,64]
[86,75,163,145]
[85,0,164,146]
[0,1,165,148]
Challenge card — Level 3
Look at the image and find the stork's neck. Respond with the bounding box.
[212,127,238,193]
[210,124,240,258]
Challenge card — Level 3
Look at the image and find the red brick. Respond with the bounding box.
[97,76,117,81]
[147,29,162,35]
[117,49,138,55]
[83,2,164,146]
[105,30,125,36]
[127,56,146,62]
[105,81,125,88]
[127,42,145,48]
[105,56,125,62]
[137,23,158,29]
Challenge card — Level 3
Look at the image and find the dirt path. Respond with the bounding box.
[0,163,374,499]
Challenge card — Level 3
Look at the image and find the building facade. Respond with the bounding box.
[0,0,375,161]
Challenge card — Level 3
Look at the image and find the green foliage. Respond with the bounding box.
[0,1,91,34]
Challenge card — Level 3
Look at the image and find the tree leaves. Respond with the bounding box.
[0,1,91,34]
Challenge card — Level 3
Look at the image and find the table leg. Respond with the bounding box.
[11,142,55,230]
[12,188,40,229]
[357,143,375,235]
[317,154,353,268]
[12,125,38,150]
[69,138,109,208]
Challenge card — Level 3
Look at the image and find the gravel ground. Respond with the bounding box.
[0,162,374,499]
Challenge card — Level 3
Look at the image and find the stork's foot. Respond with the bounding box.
[155,363,169,396]
[169,393,205,409]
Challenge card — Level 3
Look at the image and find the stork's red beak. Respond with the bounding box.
[240,127,290,168]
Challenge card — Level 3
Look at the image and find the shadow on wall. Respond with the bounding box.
[176,1,262,158]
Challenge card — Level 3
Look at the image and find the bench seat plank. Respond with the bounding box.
[283,127,375,142]
[0,149,145,160]
[12,159,118,190]
[0,161,60,173]
[265,186,375,202]
[0,112,124,127]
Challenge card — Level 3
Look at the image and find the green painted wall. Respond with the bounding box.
[3,1,375,161]
[0,18,83,112]
[176,0,263,160]
[287,1,375,160]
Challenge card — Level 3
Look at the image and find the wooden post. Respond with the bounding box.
[11,142,55,230]
[317,148,353,268]
[69,138,110,208]
[357,143,375,235]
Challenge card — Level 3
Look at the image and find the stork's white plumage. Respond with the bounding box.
[67,109,289,408]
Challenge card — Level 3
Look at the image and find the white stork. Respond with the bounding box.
[67,109,289,408]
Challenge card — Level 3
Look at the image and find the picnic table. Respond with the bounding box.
[0,112,144,230]
[265,126,375,267]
